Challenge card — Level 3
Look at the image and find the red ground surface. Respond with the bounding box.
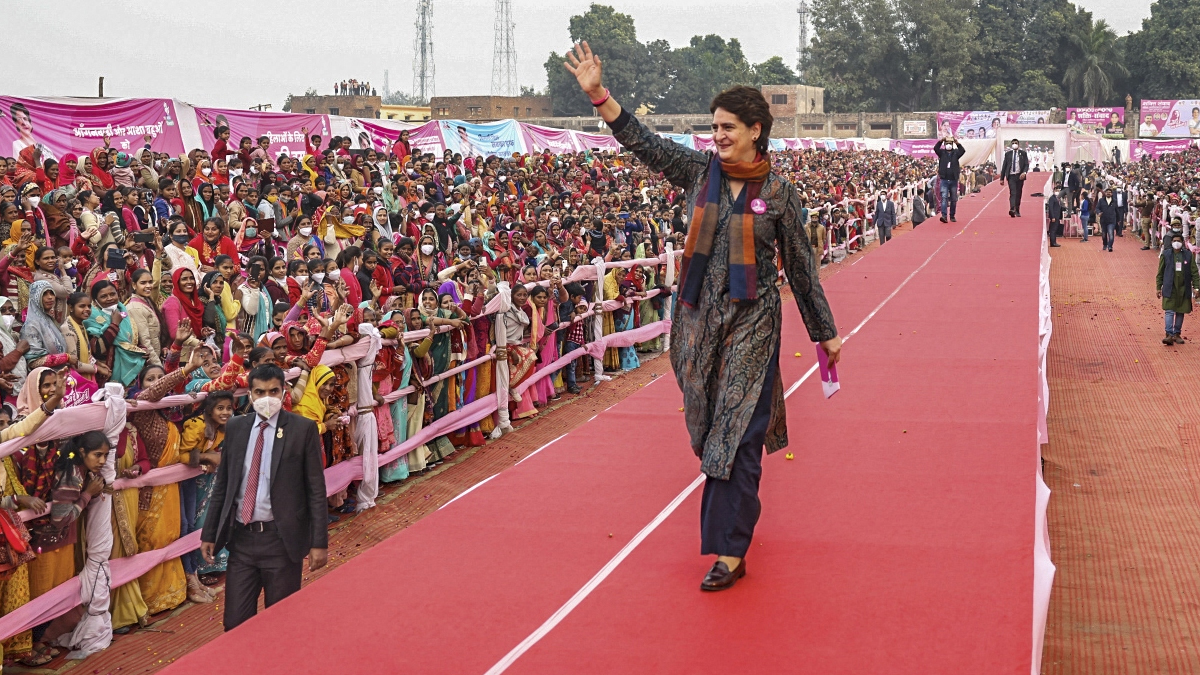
[159,178,1045,674]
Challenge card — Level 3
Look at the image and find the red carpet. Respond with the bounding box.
[164,179,1044,675]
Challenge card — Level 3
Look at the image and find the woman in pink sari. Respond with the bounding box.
[528,284,562,406]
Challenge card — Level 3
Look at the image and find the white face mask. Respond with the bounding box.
[1011,144,1019,150]
[329,268,342,280]
[201,167,212,176]
[1,315,12,329]
[1173,241,1184,250]
[27,196,40,209]
[252,395,282,419]
[373,186,384,195]
[311,272,325,283]
[343,215,355,224]
[421,244,435,256]
[298,226,312,237]
[230,168,242,177]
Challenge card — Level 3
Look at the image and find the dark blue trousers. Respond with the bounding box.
[699,344,778,558]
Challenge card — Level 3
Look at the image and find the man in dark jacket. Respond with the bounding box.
[934,136,965,223]
[1096,187,1119,251]
[1066,164,1083,213]
[1113,186,1128,236]
[999,138,1029,217]
[1157,230,1200,345]
[1046,187,1064,247]
[873,191,896,244]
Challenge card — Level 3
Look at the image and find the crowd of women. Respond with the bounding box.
[0,128,935,665]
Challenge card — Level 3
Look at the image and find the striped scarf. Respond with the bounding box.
[680,154,770,307]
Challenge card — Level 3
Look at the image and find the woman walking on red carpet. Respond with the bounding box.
[565,42,843,591]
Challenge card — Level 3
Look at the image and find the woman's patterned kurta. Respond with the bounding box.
[613,113,838,480]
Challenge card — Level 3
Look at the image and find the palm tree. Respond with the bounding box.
[1063,20,1129,107]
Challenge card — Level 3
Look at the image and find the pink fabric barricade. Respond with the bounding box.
[0,96,186,161]
[193,107,330,163]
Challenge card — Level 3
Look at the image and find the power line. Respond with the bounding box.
[413,0,435,100]
[491,0,518,97]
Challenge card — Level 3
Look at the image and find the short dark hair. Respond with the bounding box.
[710,86,773,156]
[247,364,286,389]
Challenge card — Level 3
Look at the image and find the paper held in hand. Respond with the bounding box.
[816,344,840,399]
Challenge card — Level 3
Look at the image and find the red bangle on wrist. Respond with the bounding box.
[590,89,610,107]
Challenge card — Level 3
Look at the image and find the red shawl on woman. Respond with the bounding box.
[89,148,114,190]
[168,266,206,331]
[58,153,78,187]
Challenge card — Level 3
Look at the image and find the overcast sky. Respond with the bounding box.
[9,0,1152,111]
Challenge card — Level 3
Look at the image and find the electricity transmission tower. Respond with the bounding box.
[796,1,810,78]
[491,0,518,97]
[413,0,435,100]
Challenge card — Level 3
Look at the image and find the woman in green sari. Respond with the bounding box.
[83,280,146,386]
[414,287,463,463]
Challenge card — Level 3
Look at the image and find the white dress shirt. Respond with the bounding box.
[236,412,280,523]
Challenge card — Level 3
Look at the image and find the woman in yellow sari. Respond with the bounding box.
[602,265,622,371]
[132,353,204,616]
[0,371,64,665]
[110,421,150,632]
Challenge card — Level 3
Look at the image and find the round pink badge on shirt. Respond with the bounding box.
[750,198,767,214]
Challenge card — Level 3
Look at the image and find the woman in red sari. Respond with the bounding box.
[88,148,114,190]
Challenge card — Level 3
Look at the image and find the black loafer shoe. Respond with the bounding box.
[700,560,746,592]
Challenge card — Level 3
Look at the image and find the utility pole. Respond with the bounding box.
[98,76,104,98]
[413,0,435,101]
[383,69,390,99]
[491,0,518,97]
[250,103,272,111]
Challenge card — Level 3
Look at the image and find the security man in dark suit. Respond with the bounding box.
[201,363,328,631]
[1046,187,1064,247]
[1000,138,1029,217]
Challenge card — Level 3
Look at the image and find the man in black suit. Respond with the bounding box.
[933,136,965,223]
[1000,138,1029,217]
[873,190,896,244]
[1113,186,1128,236]
[1066,164,1082,213]
[1046,187,1064,247]
[1096,186,1119,252]
[201,364,328,631]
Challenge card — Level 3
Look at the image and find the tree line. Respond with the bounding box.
[544,1,1200,116]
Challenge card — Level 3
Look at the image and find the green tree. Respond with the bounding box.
[282,88,318,112]
[803,0,901,111]
[1062,19,1128,106]
[381,90,429,106]
[658,35,753,113]
[753,57,799,86]
[1005,69,1068,109]
[1126,0,1200,100]
[544,4,645,115]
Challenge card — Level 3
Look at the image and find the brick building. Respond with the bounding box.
[761,84,825,118]
[430,95,553,122]
[289,94,382,119]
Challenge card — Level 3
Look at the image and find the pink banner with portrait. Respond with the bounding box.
[1066,107,1124,136]
[0,96,185,163]
[192,107,329,162]
[1138,100,1200,138]
[519,123,581,154]
[693,135,716,152]
[344,118,416,154]
[1129,138,1195,161]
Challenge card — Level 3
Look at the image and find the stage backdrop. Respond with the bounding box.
[0,96,185,161]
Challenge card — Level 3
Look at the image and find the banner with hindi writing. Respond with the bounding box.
[0,96,185,162]
[1138,100,1200,138]
[1066,107,1125,136]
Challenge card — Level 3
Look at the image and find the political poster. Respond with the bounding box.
[1130,138,1194,161]
[1138,100,1200,138]
[0,96,185,162]
[1065,107,1125,136]
[936,111,1005,139]
[889,140,938,158]
[1007,110,1052,125]
[193,107,328,162]
[439,120,526,158]
[344,118,417,154]
[571,130,622,152]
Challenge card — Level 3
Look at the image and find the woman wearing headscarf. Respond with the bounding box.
[0,219,34,312]
[88,148,114,190]
[192,182,220,224]
[126,268,166,367]
[20,279,72,371]
[56,153,78,188]
[127,349,204,616]
[294,363,357,472]
[0,367,64,665]
[83,279,146,385]
[236,256,273,342]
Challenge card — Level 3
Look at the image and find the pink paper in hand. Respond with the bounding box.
[816,344,840,399]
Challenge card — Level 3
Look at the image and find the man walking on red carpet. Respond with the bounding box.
[201,364,328,630]
[1000,139,1028,218]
